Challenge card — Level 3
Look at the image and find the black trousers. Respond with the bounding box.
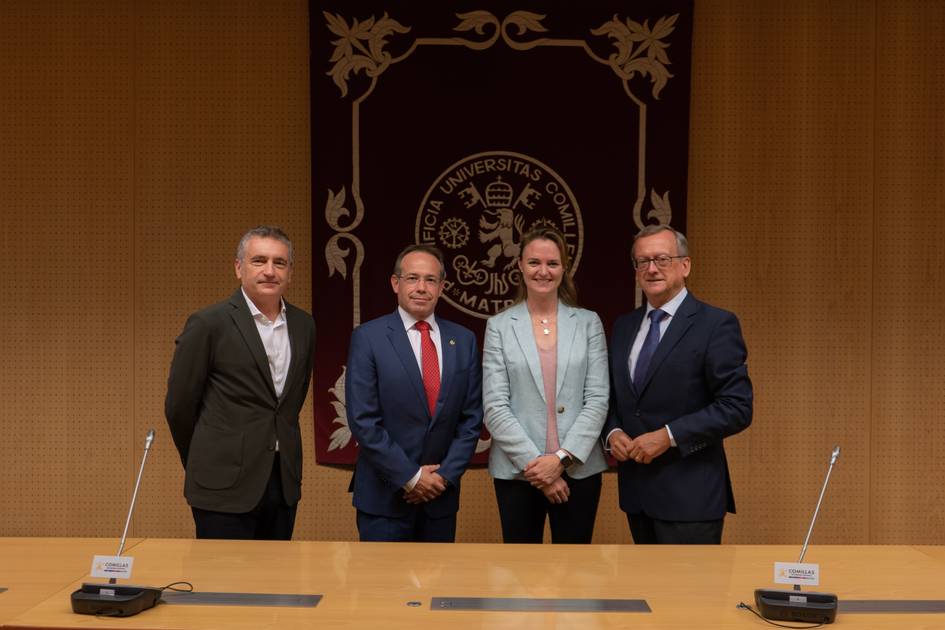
[493,473,602,544]
[627,512,724,544]
[191,454,297,540]
[356,509,456,543]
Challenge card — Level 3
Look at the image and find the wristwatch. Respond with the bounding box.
[555,449,574,468]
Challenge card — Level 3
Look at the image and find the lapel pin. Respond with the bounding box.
[449,339,456,346]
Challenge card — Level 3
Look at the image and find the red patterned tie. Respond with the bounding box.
[415,320,440,417]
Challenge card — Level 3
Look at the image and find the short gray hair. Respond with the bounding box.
[236,225,294,264]
[631,224,689,258]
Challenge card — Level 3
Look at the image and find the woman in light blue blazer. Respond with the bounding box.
[483,227,609,543]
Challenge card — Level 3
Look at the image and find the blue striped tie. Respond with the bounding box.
[633,309,667,385]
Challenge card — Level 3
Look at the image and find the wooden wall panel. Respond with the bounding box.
[0,1,136,536]
[0,0,943,545]
[871,0,945,543]
[689,0,877,544]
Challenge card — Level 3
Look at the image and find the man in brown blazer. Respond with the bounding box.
[165,225,315,540]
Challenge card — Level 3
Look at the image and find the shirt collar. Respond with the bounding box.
[398,306,437,333]
[645,287,688,319]
[241,288,286,323]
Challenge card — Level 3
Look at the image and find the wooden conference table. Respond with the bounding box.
[0,539,142,627]
[2,538,945,629]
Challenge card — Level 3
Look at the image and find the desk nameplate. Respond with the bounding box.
[431,597,650,612]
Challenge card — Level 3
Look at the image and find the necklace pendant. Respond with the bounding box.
[542,327,551,335]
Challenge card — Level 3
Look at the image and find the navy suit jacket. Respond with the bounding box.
[603,292,752,522]
[345,310,483,519]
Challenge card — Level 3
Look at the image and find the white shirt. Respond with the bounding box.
[242,289,292,398]
[397,307,443,379]
[607,287,689,449]
[396,306,443,491]
[627,287,689,378]
[242,290,291,452]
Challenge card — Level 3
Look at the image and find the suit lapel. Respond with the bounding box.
[622,308,646,396]
[432,319,458,426]
[555,303,577,397]
[385,311,430,417]
[280,302,307,403]
[509,302,545,402]
[637,293,698,396]
[228,290,277,400]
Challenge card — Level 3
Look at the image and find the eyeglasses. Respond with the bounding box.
[632,255,687,270]
[398,274,441,286]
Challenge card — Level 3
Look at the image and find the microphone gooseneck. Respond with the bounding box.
[111,429,156,583]
[798,445,840,564]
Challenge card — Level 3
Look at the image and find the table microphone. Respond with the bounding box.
[753,446,841,624]
[71,429,163,617]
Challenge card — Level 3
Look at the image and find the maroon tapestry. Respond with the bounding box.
[310,1,694,464]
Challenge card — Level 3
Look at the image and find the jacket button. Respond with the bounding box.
[557,406,565,413]
[635,410,641,417]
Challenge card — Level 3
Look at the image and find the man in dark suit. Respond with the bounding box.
[165,225,314,540]
[346,244,483,542]
[604,225,752,544]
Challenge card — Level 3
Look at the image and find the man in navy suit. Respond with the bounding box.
[604,225,752,544]
[345,244,483,542]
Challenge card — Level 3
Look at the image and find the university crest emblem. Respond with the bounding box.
[417,151,583,319]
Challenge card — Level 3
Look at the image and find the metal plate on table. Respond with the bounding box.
[841,600,945,613]
[431,597,650,612]
[162,591,321,607]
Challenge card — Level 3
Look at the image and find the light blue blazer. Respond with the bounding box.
[483,301,609,480]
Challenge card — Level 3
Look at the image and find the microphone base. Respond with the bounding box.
[754,588,838,624]
[71,582,162,617]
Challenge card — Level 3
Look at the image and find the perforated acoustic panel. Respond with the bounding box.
[0,1,136,536]
[688,0,877,544]
[870,1,945,544]
[1,0,943,545]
